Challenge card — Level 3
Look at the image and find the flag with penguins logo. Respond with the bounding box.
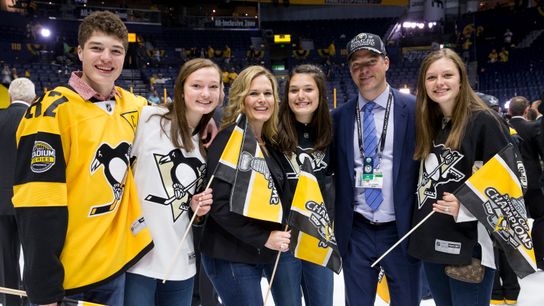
[213,114,283,223]
[288,159,342,273]
[454,143,536,278]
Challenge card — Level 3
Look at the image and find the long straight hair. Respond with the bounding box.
[414,48,492,160]
[277,64,332,154]
[221,65,280,144]
[159,58,222,154]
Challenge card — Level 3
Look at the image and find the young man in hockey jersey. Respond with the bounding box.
[13,11,153,306]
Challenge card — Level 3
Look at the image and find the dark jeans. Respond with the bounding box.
[423,261,495,306]
[263,252,302,306]
[201,254,266,306]
[124,272,193,306]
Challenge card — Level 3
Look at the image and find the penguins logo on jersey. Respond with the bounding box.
[285,147,327,180]
[88,142,131,217]
[144,149,205,223]
[417,144,465,209]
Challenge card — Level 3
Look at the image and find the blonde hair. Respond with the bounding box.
[221,65,280,144]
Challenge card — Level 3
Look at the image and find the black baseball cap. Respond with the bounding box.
[476,92,499,108]
[347,32,387,60]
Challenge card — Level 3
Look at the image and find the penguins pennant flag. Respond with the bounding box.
[214,114,283,223]
[288,160,342,273]
[454,143,537,278]
[214,114,245,183]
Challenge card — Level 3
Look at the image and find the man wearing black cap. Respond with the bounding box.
[332,33,421,305]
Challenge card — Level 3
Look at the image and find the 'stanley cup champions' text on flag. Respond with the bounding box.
[213,114,283,223]
[288,160,342,273]
[454,143,537,278]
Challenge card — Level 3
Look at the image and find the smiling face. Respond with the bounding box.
[183,66,221,126]
[78,31,125,97]
[349,49,389,101]
[287,73,319,124]
[424,57,461,116]
[244,74,275,134]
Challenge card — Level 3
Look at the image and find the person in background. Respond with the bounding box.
[125,58,221,306]
[200,65,293,306]
[147,88,161,105]
[332,32,421,306]
[0,78,36,306]
[410,48,509,305]
[12,11,152,306]
[477,92,522,306]
[507,96,544,272]
[276,64,334,306]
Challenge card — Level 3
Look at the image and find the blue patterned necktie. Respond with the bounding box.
[362,101,384,211]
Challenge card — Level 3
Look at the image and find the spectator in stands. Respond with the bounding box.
[332,32,421,306]
[10,68,18,80]
[488,49,498,63]
[222,70,230,85]
[0,77,36,306]
[147,89,161,105]
[162,95,172,104]
[12,11,152,306]
[276,64,334,306]
[1,63,11,86]
[293,41,310,59]
[411,48,509,306]
[499,47,509,63]
[504,28,513,47]
[150,74,158,88]
[223,44,232,64]
[200,65,293,306]
[125,58,221,306]
[508,96,544,271]
[207,46,215,59]
[228,67,238,84]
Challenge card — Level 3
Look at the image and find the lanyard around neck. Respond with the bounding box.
[355,91,393,161]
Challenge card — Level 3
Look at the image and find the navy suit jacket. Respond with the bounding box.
[332,88,419,256]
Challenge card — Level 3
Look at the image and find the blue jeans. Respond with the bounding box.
[423,261,495,306]
[30,273,126,306]
[300,258,333,306]
[124,272,193,306]
[201,254,266,306]
[263,251,333,306]
[263,251,302,306]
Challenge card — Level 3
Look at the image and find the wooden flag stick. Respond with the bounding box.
[0,286,25,297]
[371,210,435,268]
[263,224,290,305]
[0,286,104,305]
[162,175,215,283]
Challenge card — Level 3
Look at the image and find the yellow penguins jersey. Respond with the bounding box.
[13,86,153,301]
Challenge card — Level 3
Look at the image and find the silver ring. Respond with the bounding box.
[445,207,450,213]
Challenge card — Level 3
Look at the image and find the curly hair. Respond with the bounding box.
[220,65,279,144]
[78,11,128,50]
